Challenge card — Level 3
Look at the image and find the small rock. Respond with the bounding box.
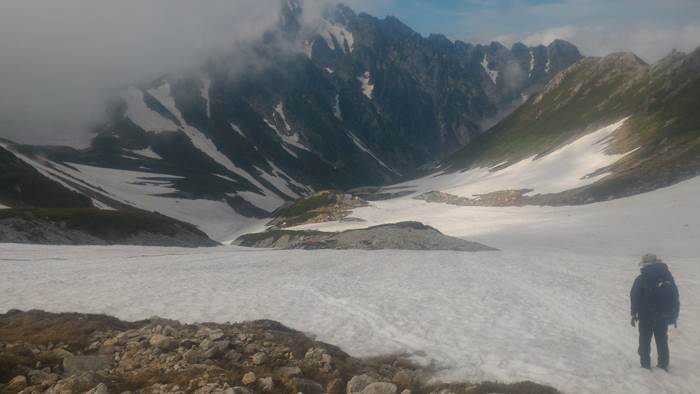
[28,370,60,386]
[294,378,324,394]
[327,378,344,394]
[347,374,377,394]
[63,355,110,375]
[85,383,111,394]
[51,348,74,360]
[208,330,225,341]
[6,375,27,391]
[251,352,267,365]
[103,337,120,347]
[242,371,257,385]
[361,382,397,394]
[200,339,214,350]
[259,377,274,392]
[400,390,411,394]
[224,350,242,362]
[231,387,253,394]
[184,348,204,363]
[149,334,175,351]
[179,339,198,349]
[392,370,414,388]
[275,366,302,379]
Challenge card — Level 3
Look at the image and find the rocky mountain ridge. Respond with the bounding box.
[439,47,700,204]
[0,1,581,241]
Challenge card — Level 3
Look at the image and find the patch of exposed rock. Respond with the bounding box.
[0,310,560,394]
[0,209,218,248]
[267,191,368,229]
[233,222,495,252]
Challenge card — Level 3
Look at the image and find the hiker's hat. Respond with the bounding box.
[639,253,659,268]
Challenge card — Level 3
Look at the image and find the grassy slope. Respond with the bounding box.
[442,50,700,202]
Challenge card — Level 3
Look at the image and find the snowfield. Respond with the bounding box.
[392,118,635,198]
[2,176,700,393]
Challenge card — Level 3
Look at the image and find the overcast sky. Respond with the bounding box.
[0,0,697,146]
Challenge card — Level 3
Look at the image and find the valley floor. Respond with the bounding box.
[2,177,700,393]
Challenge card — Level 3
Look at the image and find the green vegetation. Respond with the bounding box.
[443,50,700,203]
[273,192,338,219]
[268,190,366,228]
[235,228,326,246]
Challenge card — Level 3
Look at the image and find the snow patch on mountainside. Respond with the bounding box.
[319,19,354,53]
[346,131,399,175]
[131,148,162,160]
[358,72,374,99]
[230,123,246,138]
[274,103,292,132]
[269,161,311,193]
[398,118,633,197]
[0,203,8,209]
[255,167,299,200]
[333,95,342,120]
[201,78,211,118]
[481,55,499,84]
[265,103,311,155]
[303,40,314,59]
[122,87,179,132]
[529,50,535,77]
[147,82,284,207]
[545,55,551,73]
[57,163,261,240]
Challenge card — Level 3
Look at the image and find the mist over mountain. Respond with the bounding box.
[0,0,584,241]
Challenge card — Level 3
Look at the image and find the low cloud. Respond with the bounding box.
[443,1,700,63]
[521,24,700,63]
[0,0,341,147]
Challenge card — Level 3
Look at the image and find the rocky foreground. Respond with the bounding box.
[0,310,559,394]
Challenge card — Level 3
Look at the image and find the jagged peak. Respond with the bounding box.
[548,39,577,50]
[600,52,649,68]
[333,3,356,24]
[278,0,303,36]
[653,48,687,70]
[510,42,529,52]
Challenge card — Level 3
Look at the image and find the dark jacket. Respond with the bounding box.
[630,262,680,323]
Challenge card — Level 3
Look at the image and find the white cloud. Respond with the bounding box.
[521,24,700,63]
[0,1,284,146]
[451,0,700,63]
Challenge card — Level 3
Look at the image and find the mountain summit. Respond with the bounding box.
[1,1,583,239]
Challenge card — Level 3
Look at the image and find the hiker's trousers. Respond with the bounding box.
[638,316,669,369]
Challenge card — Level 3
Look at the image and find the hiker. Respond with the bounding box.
[630,254,680,371]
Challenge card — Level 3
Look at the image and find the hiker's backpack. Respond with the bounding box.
[644,270,678,320]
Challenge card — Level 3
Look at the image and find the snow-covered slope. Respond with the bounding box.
[366,118,635,201]
[2,176,699,393]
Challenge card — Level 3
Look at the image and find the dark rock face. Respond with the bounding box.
[0,145,92,209]
[5,1,581,224]
[0,208,219,247]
